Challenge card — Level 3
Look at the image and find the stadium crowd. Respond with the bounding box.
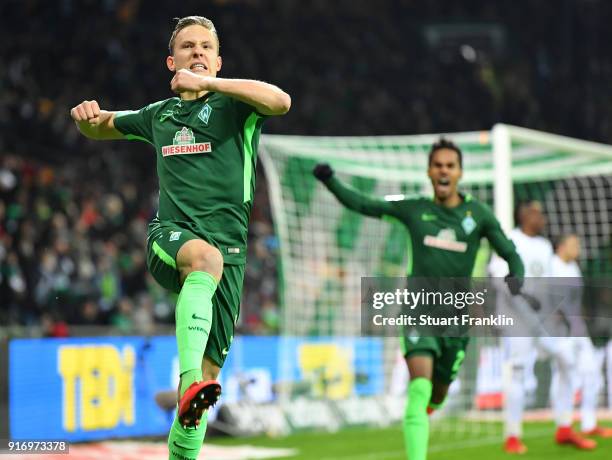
[2,0,612,334]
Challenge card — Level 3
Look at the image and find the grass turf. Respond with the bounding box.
[213,421,612,459]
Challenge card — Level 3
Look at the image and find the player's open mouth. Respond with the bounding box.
[436,177,451,193]
[190,63,208,71]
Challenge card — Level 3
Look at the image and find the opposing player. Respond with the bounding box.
[70,16,290,460]
[489,203,596,453]
[551,234,612,439]
[313,139,524,460]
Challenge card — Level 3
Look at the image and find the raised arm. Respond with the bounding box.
[171,69,291,116]
[313,164,395,218]
[70,100,123,140]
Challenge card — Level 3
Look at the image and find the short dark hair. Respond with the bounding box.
[513,200,541,226]
[428,138,463,168]
[168,16,220,55]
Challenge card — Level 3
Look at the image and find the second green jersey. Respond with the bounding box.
[114,93,265,265]
[325,177,524,277]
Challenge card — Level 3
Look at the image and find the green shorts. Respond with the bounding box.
[400,333,469,384]
[146,220,244,368]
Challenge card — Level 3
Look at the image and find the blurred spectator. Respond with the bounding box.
[40,312,70,338]
[111,297,135,333]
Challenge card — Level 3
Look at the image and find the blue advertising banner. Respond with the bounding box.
[9,336,383,441]
[9,336,176,441]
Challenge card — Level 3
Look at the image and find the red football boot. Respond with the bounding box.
[177,380,222,428]
[504,436,528,454]
[555,426,597,450]
[582,425,612,438]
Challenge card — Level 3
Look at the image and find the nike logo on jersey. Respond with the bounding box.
[192,313,207,321]
[222,347,229,356]
[421,213,437,221]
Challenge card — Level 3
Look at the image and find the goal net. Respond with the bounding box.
[259,124,612,433]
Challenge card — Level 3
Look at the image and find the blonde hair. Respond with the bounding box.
[168,16,219,54]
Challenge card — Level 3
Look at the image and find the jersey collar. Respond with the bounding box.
[176,92,215,112]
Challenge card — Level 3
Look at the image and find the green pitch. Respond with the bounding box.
[214,421,612,459]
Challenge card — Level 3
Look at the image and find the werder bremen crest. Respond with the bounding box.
[461,211,476,235]
[198,103,212,125]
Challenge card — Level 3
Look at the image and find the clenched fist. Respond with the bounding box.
[171,69,212,94]
[70,100,102,125]
[313,163,334,182]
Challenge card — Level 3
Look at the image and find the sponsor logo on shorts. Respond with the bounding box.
[222,335,234,356]
[169,231,182,242]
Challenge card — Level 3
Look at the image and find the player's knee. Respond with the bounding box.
[189,247,223,279]
[406,354,434,380]
[178,240,223,281]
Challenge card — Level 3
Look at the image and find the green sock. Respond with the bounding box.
[168,410,209,460]
[404,378,433,460]
[175,271,217,396]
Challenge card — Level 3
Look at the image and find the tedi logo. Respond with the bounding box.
[58,344,135,431]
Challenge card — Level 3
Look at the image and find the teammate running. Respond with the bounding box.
[70,16,290,460]
[313,138,524,460]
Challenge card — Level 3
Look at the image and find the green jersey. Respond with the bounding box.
[114,93,265,265]
[325,177,524,277]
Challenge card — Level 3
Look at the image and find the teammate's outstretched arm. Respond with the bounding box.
[313,163,395,218]
[171,69,290,116]
[70,100,123,140]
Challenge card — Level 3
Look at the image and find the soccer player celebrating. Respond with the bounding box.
[70,16,290,460]
[313,139,524,460]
